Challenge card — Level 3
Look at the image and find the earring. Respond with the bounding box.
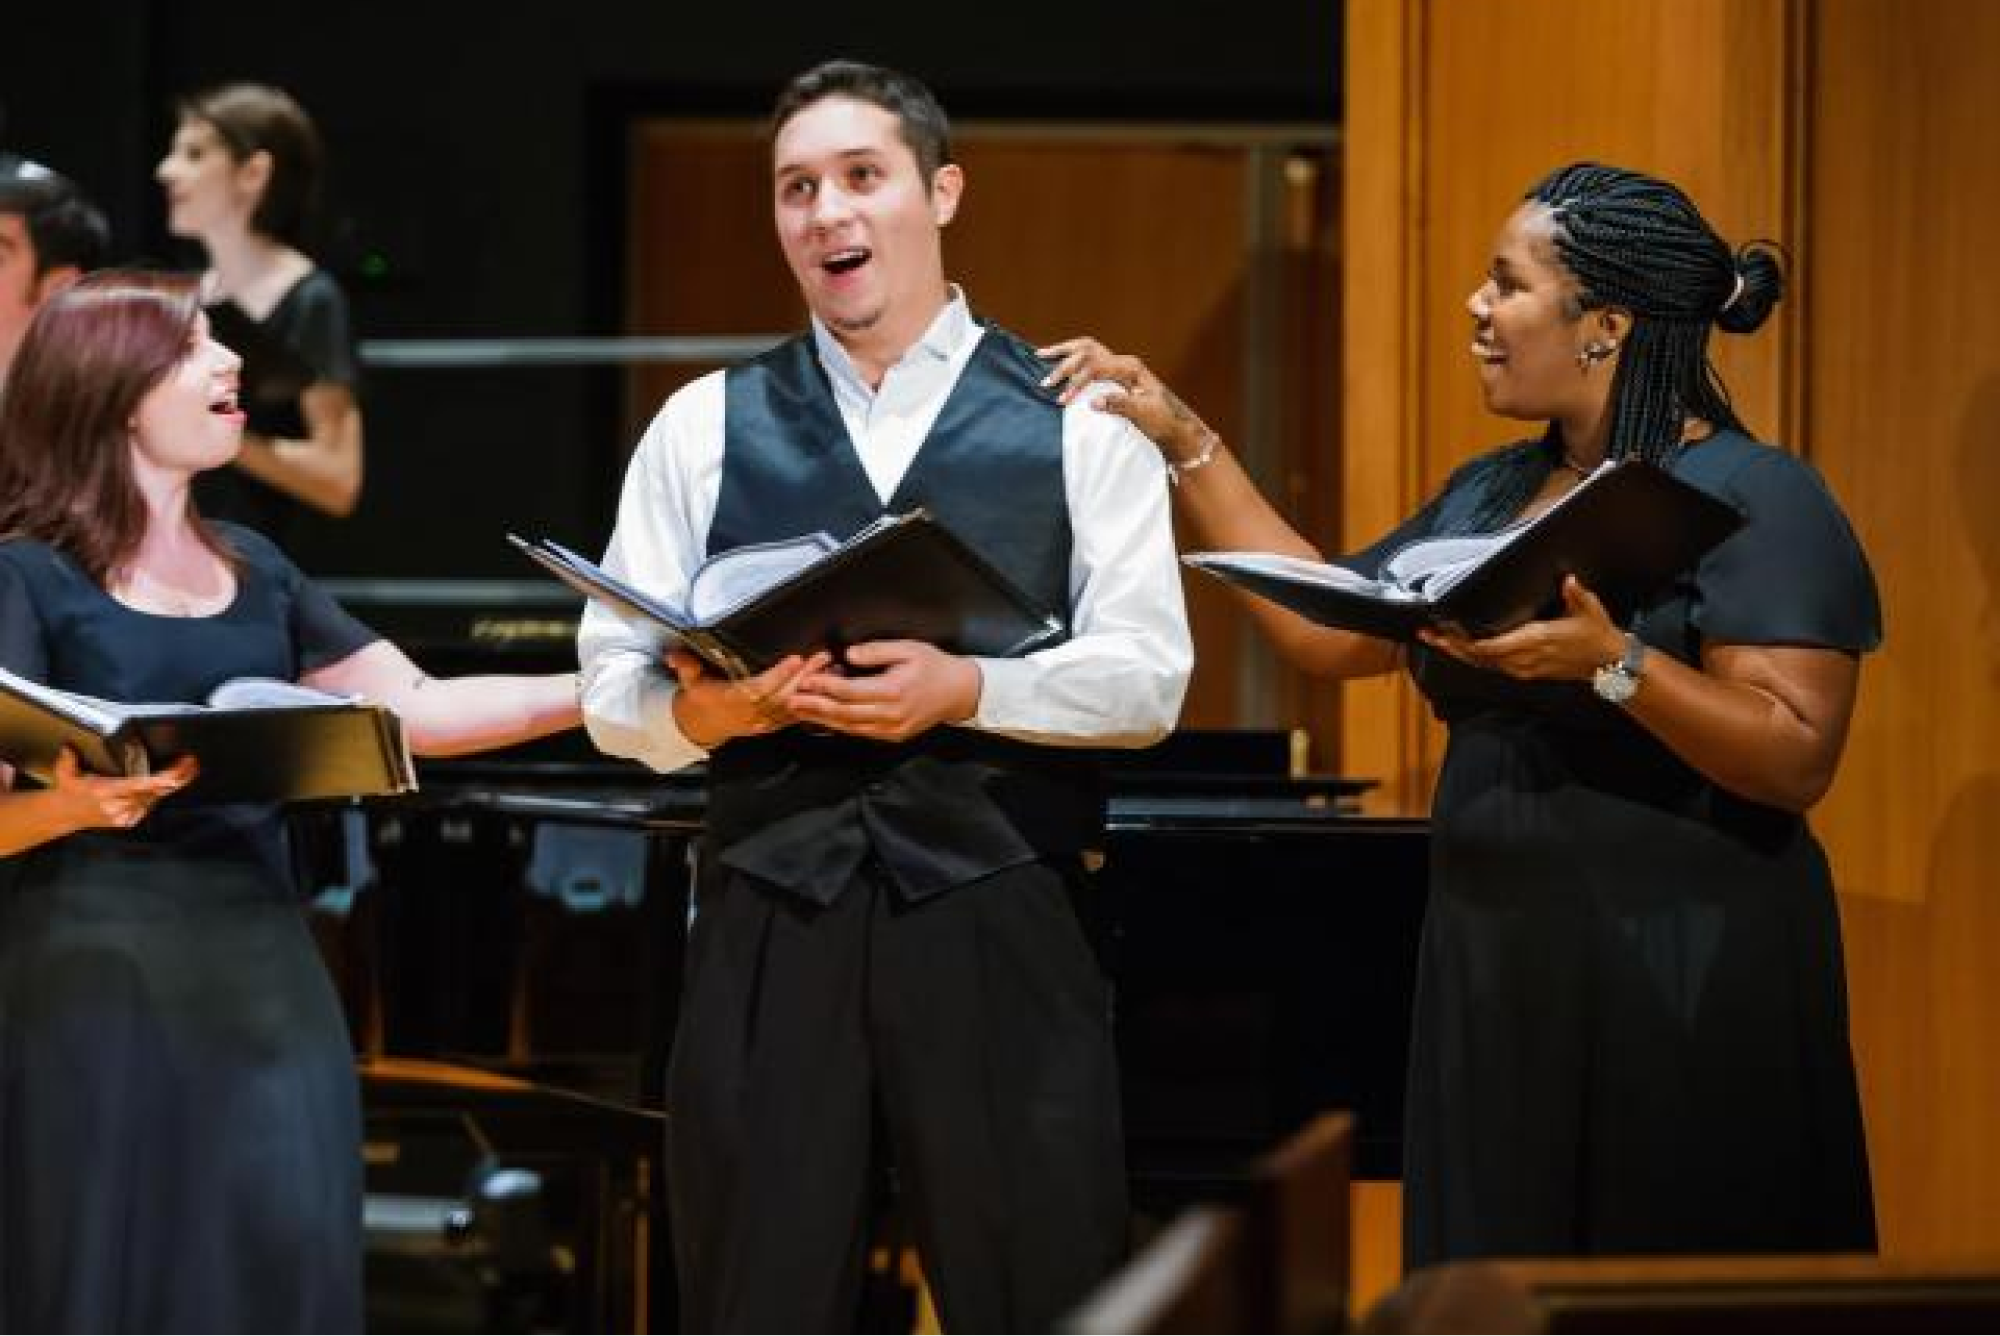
[1575,340,1616,370]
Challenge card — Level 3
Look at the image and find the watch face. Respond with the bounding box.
[1593,664,1639,704]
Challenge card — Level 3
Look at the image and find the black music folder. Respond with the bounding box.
[1184,459,1744,640]
[0,667,417,804]
[511,508,1066,680]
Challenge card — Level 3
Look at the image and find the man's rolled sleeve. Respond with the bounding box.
[575,375,725,775]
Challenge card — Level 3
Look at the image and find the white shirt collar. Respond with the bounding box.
[809,285,975,399]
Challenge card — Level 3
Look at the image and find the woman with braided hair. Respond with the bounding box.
[1040,161,1879,1265]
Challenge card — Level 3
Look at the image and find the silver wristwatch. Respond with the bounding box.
[1591,632,1647,705]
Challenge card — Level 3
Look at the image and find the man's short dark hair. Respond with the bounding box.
[770,60,953,183]
[0,156,110,274]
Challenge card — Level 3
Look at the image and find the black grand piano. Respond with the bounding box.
[302,588,1430,1330]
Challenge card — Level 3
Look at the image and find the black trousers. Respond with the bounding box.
[665,855,1127,1333]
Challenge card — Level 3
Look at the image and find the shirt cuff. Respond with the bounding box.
[583,666,710,774]
[966,655,1035,733]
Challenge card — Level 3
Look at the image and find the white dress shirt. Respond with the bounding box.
[578,291,1193,774]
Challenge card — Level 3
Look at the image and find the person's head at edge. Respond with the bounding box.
[768,60,963,382]
[157,83,324,253]
[0,160,110,377]
[1461,160,1786,528]
[0,270,243,582]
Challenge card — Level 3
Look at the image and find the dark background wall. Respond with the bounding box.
[2,1,1340,575]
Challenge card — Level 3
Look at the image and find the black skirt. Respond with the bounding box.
[0,844,361,1332]
[1400,713,1877,1268]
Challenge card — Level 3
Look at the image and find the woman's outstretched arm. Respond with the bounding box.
[305,639,580,756]
[1039,336,1401,682]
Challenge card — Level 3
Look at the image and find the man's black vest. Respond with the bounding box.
[703,325,1106,905]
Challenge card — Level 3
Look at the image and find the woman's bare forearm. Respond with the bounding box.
[1165,434,1401,680]
[1623,644,1858,811]
[0,787,85,856]
[230,383,363,517]
[393,672,583,756]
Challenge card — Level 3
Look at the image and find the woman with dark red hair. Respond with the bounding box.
[0,270,579,1331]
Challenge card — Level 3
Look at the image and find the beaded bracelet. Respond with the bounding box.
[1166,429,1220,487]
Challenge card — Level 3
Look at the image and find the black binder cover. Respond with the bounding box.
[0,670,416,804]
[514,509,1066,679]
[1185,460,1744,640]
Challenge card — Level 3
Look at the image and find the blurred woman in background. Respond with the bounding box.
[156,82,363,542]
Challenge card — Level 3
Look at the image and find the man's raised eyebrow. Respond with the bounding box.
[777,145,888,176]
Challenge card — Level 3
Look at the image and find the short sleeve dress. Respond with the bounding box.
[0,524,379,1331]
[1352,431,1882,1268]
[195,268,361,546]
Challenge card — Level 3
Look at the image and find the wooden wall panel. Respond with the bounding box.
[1341,0,1428,812]
[1808,0,2000,1257]
[624,126,797,445]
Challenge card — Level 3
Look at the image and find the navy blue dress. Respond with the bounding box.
[1352,432,1882,1268]
[0,524,378,1332]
